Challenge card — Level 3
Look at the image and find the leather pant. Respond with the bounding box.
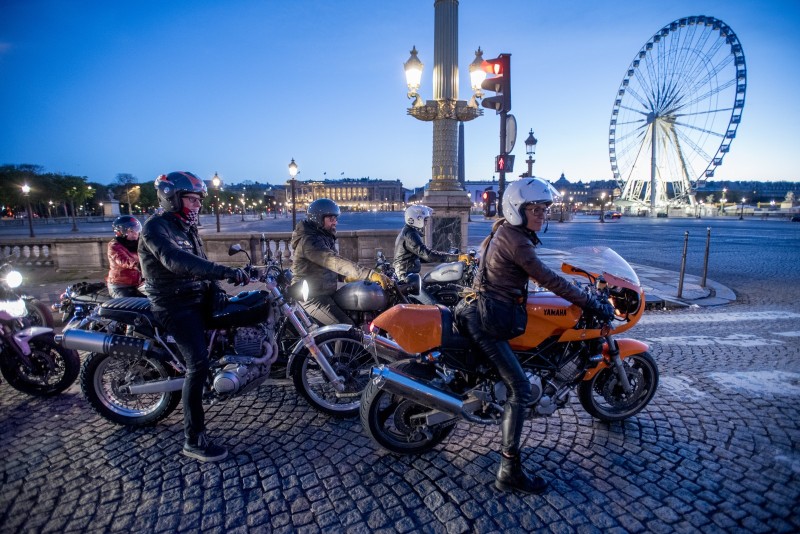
[457,300,532,456]
[301,295,355,326]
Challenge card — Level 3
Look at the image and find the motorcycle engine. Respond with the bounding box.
[425,283,463,307]
[212,324,276,395]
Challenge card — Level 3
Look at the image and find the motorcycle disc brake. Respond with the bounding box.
[600,366,645,407]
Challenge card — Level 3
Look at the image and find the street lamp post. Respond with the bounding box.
[21,184,35,238]
[523,129,537,177]
[47,200,53,222]
[739,197,746,220]
[240,192,246,222]
[289,158,298,229]
[212,173,221,232]
[402,1,484,250]
[559,190,565,223]
[721,187,727,215]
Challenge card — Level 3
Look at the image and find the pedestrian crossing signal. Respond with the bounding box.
[495,154,515,173]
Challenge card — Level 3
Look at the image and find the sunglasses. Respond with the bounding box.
[525,206,549,216]
[183,196,203,205]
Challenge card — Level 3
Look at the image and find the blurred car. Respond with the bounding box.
[604,211,622,220]
[791,215,800,222]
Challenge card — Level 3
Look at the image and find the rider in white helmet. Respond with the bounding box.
[393,205,471,303]
[455,177,615,495]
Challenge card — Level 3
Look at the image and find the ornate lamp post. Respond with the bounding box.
[240,191,246,222]
[403,0,485,251]
[721,187,727,215]
[212,172,221,232]
[47,200,53,222]
[289,158,298,229]
[21,184,34,238]
[523,129,537,177]
[739,197,746,220]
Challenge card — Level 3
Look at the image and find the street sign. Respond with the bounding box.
[506,114,517,153]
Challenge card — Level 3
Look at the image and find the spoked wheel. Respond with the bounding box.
[0,336,80,396]
[578,351,658,422]
[80,352,181,426]
[360,360,456,455]
[290,329,376,418]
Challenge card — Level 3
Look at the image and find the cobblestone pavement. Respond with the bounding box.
[2,272,799,533]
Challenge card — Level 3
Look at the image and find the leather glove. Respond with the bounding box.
[457,253,472,264]
[224,267,251,286]
[584,294,615,322]
[367,270,391,289]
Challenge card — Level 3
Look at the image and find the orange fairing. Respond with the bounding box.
[582,338,650,380]
[509,292,581,348]
[371,304,442,354]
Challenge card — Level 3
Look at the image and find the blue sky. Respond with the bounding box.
[1,0,798,188]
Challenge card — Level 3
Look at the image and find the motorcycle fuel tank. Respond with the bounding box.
[211,290,270,328]
[333,281,387,311]
[423,262,464,283]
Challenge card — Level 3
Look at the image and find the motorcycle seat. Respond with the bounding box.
[98,297,159,329]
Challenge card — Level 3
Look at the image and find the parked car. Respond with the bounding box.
[605,211,622,220]
[791,215,800,222]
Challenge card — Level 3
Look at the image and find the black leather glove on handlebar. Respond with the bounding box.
[584,294,615,322]
[224,267,251,286]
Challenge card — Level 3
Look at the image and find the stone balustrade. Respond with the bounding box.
[0,230,398,273]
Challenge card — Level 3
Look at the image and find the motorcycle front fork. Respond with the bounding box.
[605,335,633,394]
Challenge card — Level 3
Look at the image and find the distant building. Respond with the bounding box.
[284,177,404,211]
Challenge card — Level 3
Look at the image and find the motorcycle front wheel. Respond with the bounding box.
[360,360,455,455]
[0,336,80,396]
[81,351,181,426]
[578,351,659,422]
[290,329,375,418]
[25,298,55,328]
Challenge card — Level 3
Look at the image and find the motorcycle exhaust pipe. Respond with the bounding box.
[366,333,411,361]
[57,329,167,360]
[370,365,465,417]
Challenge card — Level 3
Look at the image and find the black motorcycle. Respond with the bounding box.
[0,264,80,396]
[52,281,111,328]
[58,244,378,422]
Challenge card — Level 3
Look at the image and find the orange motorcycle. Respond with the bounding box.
[360,246,658,454]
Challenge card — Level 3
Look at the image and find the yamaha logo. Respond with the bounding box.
[544,309,566,316]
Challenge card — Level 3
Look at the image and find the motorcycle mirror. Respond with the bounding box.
[301,280,310,302]
[228,244,244,256]
[5,270,22,289]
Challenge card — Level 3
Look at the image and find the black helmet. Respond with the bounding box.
[306,198,340,228]
[154,171,207,212]
[112,215,142,237]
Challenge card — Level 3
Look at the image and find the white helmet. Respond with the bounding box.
[404,204,432,230]
[502,178,561,226]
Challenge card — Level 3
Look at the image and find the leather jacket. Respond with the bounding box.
[106,238,143,287]
[290,220,372,296]
[392,225,458,279]
[475,221,589,307]
[139,212,228,307]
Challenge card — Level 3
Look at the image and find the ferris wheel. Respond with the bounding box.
[609,15,746,212]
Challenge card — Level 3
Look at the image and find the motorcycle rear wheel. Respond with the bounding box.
[578,351,658,422]
[81,351,181,426]
[0,336,80,396]
[290,329,375,418]
[360,360,455,455]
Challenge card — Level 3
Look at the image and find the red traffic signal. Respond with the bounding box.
[495,154,515,173]
[481,53,511,113]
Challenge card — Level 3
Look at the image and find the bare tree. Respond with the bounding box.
[115,173,138,214]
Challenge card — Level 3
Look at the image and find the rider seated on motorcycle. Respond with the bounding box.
[139,171,251,463]
[455,177,615,495]
[393,204,472,305]
[290,198,390,326]
[106,215,145,298]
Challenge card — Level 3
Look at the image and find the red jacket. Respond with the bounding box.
[107,239,143,287]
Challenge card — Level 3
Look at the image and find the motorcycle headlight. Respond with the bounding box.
[0,298,27,318]
[301,280,310,302]
[5,270,23,289]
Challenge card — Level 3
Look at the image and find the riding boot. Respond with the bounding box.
[495,453,547,494]
[495,402,546,494]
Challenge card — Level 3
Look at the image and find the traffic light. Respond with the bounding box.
[481,53,511,113]
[495,154,515,173]
[482,190,497,217]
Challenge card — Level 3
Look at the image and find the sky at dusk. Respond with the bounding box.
[1,0,798,188]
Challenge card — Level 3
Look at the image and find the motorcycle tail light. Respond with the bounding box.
[0,298,27,318]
